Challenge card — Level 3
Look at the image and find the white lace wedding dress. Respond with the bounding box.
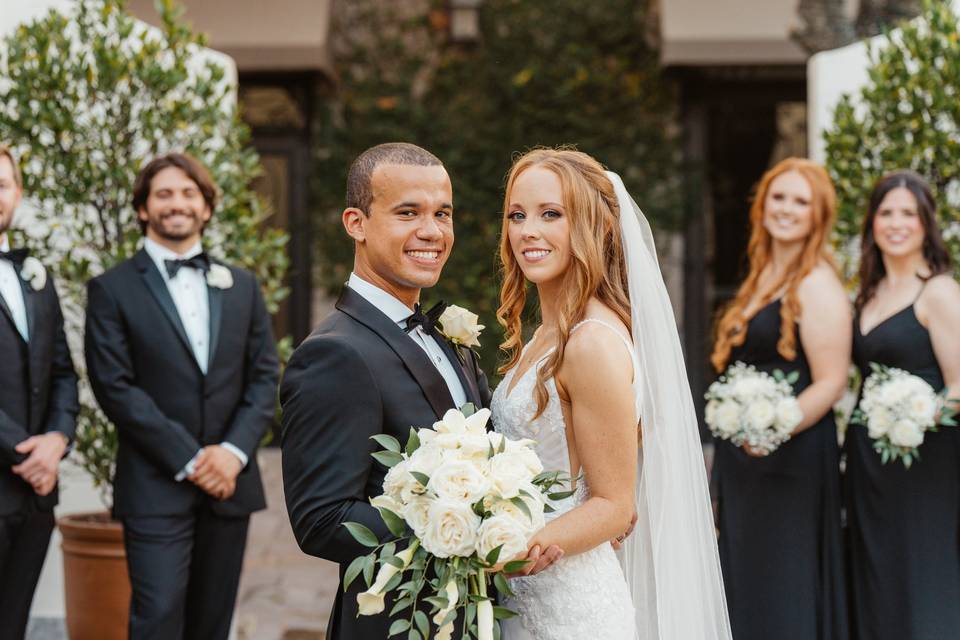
[490,319,638,640]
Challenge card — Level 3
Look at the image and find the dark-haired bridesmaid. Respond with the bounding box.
[711,158,850,640]
[846,170,960,640]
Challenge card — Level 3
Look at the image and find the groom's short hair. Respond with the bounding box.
[346,143,443,215]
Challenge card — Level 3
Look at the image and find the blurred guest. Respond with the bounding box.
[85,153,278,640]
[710,158,850,640]
[0,144,79,640]
[845,170,960,640]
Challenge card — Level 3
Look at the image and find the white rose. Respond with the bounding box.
[408,443,446,478]
[745,399,776,431]
[475,514,529,562]
[867,406,894,439]
[908,392,937,426]
[774,398,803,434]
[710,400,741,437]
[439,304,484,348]
[434,407,492,436]
[382,459,423,504]
[490,496,545,534]
[429,460,490,504]
[889,419,924,448]
[402,495,433,537]
[205,263,234,289]
[370,493,404,515]
[420,498,481,558]
[488,452,538,499]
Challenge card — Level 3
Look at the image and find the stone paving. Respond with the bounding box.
[234,448,338,640]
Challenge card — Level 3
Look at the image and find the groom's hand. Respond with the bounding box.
[611,512,638,550]
[189,445,242,500]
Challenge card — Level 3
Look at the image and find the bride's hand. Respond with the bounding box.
[742,443,769,458]
[502,543,564,579]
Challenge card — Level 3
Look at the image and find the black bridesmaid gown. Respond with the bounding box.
[846,303,960,640]
[712,300,848,640]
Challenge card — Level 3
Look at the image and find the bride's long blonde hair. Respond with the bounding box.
[497,149,632,419]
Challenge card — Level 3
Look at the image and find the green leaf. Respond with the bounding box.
[405,427,421,456]
[377,507,408,538]
[413,610,430,638]
[343,554,368,591]
[389,619,411,636]
[371,433,402,453]
[372,450,405,468]
[461,402,477,417]
[485,543,504,566]
[343,522,379,548]
[510,496,532,521]
[362,553,376,587]
[407,629,422,640]
[492,605,519,620]
[501,559,530,574]
[493,572,514,598]
[548,490,575,500]
[410,471,431,488]
[390,596,413,616]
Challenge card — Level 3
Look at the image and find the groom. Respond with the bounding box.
[281,143,560,639]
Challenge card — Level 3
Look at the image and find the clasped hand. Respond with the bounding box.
[12,432,68,496]
[188,445,242,500]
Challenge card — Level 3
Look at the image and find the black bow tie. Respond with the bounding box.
[404,301,446,337]
[164,253,210,279]
[0,248,29,266]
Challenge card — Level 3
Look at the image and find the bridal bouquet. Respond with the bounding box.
[705,361,803,455]
[343,406,571,640]
[852,363,957,468]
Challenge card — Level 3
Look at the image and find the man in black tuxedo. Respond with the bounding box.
[85,153,278,640]
[280,143,561,639]
[0,145,79,640]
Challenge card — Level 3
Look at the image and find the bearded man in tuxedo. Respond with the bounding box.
[0,144,79,640]
[85,153,278,640]
[280,142,561,639]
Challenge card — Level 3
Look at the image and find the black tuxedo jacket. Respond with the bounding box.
[0,261,78,516]
[280,286,491,640]
[85,249,279,518]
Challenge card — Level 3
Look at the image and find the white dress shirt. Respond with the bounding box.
[348,273,467,408]
[143,238,248,476]
[0,236,29,341]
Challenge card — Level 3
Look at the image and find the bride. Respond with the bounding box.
[490,149,731,640]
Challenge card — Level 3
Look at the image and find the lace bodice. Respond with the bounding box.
[490,319,637,640]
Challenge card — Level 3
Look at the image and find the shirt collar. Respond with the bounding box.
[0,236,8,252]
[347,272,417,326]
[144,237,203,279]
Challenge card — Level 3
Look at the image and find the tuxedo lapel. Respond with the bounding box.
[0,289,21,343]
[207,280,223,368]
[436,337,482,407]
[336,287,454,419]
[17,272,37,347]
[133,250,196,367]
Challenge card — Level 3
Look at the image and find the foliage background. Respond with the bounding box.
[0,0,289,505]
[825,0,960,282]
[312,0,681,376]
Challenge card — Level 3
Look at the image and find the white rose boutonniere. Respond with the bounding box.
[19,256,46,291]
[206,263,234,289]
[438,304,484,348]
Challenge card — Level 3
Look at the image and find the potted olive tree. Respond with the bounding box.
[0,1,288,637]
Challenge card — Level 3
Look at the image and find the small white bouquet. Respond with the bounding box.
[343,405,571,640]
[852,363,957,468]
[705,361,803,455]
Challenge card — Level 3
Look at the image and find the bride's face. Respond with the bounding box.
[506,166,572,286]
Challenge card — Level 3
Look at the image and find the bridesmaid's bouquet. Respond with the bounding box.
[853,363,957,468]
[343,406,572,640]
[705,361,803,455]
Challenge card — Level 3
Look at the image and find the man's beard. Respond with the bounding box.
[150,213,199,241]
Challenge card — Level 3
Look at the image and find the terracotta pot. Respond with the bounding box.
[58,511,130,640]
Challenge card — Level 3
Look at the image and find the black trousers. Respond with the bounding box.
[0,509,55,640]
[122,508,250,640]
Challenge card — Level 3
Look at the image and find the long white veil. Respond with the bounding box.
[606,171,732,640]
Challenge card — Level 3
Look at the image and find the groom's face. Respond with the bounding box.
[349,163,454,303]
